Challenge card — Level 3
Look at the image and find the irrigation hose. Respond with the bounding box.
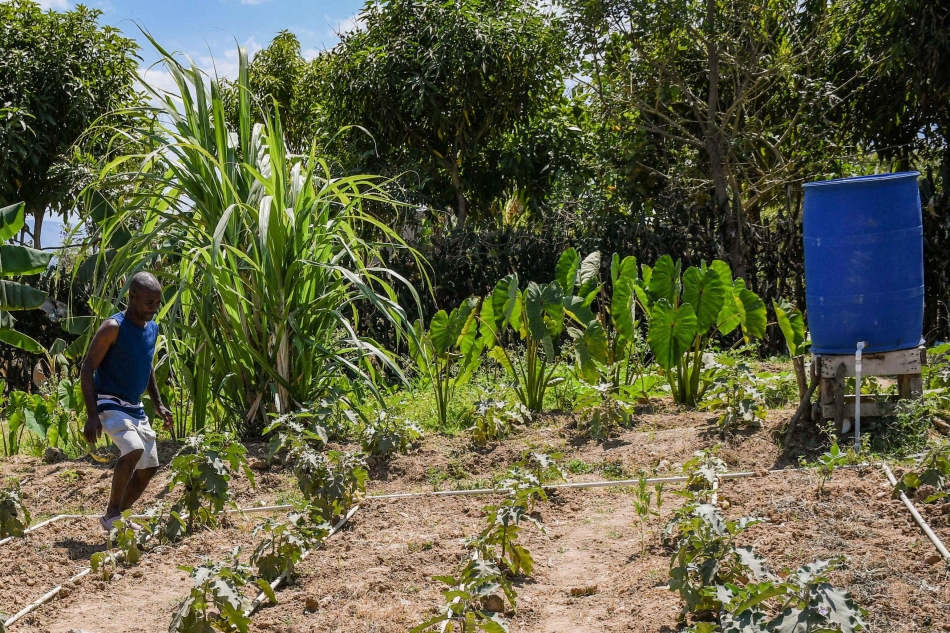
[880,462,950,564]
[244,504,361,618]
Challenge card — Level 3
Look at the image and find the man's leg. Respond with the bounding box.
[117,466,159,513]
[106,449,143,519]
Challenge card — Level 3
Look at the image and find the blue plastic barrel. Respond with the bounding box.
[803,172,923,355]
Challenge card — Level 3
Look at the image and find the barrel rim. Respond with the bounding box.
[803,171,920,188]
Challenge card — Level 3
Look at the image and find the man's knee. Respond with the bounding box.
[119,448,144,462]
[136,465,159,479]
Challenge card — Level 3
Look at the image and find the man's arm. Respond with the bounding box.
[81,319,120,445]
[147,366,174,431]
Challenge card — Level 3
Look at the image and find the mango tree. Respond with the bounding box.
[642,256,766,407]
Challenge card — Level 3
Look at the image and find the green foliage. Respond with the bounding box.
[0,481,31,538]
[289,448,367,523]
[250,509,330,582]
[0,2,139,248]
[772,299,809,358]
[481,274,565,412]
[361,411,423,459]
[87,39,419,435]
[514,450,567,486]
[642,257,766,407]
[321,0,567,223]
[814,442,849,495]
[677,449,728,505]
[166,433,254,535]
[893,444,950,503]
[468,397,531,445]
[702,356,767,436]
[170,552,271,633]
[632,473,660,557]
[0,202,53,354]
[410,558,513,633]
[410,297,484,430]
[573,382,635,439]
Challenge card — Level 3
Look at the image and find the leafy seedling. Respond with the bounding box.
[0,482,31,538]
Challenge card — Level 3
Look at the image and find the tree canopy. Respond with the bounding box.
[0,0,139,248]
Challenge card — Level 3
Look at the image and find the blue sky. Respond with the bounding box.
[31,0,367,248]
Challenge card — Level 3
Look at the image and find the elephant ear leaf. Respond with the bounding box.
[647,300,697,371]
[682,267,726,332]
[648,255,680,305]
[0,203,25,242]
[773,298,808,356]
[611,276,636,342]
[525,282,564,357]
[574,320,609,383]
[555,248,579,296]
[576,251,602,298]
[736,288,767,341]
[429,310,453,357]
[491,274,520,330]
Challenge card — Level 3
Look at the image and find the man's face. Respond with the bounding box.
[129,288,162,322]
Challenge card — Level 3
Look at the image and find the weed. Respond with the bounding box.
[361,411,422,459]
[468,397,531,445]
[566,459,595,475]
[893,443,949,502]
[57,469,80,483]
[632,473,657,557]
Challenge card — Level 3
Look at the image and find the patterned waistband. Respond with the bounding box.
[97,394,146,419]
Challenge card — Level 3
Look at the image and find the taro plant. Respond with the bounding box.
[479,274,566,412]
[360,411,422,459]
[250,509,330,582]
[773,298,810,399]
[170,552,275,633]
[640,256,766,407]
[166,433,255,535]
[468,396,531,445]
[409,297,484,429]
[0,202,54,353]
[0,481,31,538]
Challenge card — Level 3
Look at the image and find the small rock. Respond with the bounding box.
[657,459,671,472]
[925,553,944,565]
[43,447,68,464]
[58,586,72,598]
[483,594,504,612]
[248,457,268,471]
[305,596,320,611]
[720,500,731,510]
[26,578,36,586]
[112,574,123,581]
[875,491,888,499]
[366,456,378,469]
[64,582,77,590]
[570,585,598,597]
[131,569,143,578]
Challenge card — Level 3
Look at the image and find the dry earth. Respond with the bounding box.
[1,406,948,632]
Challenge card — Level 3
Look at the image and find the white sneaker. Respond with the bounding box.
[99,515,118,532]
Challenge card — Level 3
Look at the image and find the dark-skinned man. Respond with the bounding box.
[81,271,174,531]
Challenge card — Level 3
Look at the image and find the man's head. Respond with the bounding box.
[127,272,163,323]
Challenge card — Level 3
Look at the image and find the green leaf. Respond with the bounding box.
[682,267,726,332]
[0,328,44,353]
[647,300,697,371]
[647,255,680,305]
[577,251,601,297]
[255,578,278,604]
[491,274,520,329]
[0,245,53,276]
[524,282,563,357]
[429,310,453,356]
[773,299,808,356]
[711,260,733,288]
[0,203,25,241]
[554,248,579,296]
[0,280,47,310]
[574,320,608,383]
[736,288,767,341]
[611,277,637,342]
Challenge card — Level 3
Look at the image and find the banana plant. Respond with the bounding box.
[408,296,483,429]
[773,298,810,399]
[480,274,564,412]
[0,202,53,352]
[641,256,767,407]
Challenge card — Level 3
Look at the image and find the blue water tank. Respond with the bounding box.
[803,172,923,355]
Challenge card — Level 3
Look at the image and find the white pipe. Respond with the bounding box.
[881,462,950,563]
[854,341,866,451]
[243,504,360,618]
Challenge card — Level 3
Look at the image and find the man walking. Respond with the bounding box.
[82,271,174,531]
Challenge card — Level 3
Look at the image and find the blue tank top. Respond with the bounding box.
[94,312,158,415]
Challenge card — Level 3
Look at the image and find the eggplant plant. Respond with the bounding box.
[250,509,329,581]
[641,256,767,407]
[409,297,484,429]
[480,274,565,412]
[0,481,31,538]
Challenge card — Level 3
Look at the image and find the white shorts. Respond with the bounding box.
[99,410,159,470]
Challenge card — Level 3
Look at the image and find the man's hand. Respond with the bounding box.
[83,415,102,445]
[156,405,174,432]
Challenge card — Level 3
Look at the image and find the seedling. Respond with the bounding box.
[893,443,950,502]
[411,558,513,632]
[468,398,530,445]
[814,441,849,494]
[632,473,657,557]
[0,482,31,538]
[361,412,422,458]
[250,509,330,582]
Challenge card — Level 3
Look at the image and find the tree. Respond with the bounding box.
[320,0,567,224]
[0,0,139,248]
[562,0,862,278]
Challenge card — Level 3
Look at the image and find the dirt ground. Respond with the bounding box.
[2,406,948,632]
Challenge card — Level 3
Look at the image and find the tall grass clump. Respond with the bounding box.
[81,38,421,435]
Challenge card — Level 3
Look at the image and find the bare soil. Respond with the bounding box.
[2,406,948,632]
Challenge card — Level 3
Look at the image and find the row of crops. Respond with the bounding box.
[3,433,948,632]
